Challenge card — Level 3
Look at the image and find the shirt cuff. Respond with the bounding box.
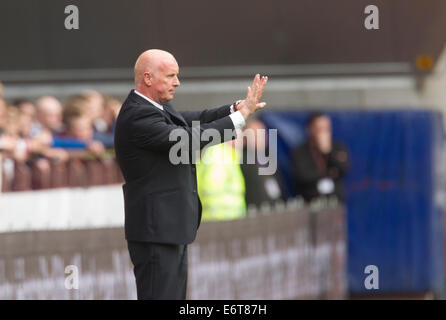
[230,100,243,114]
[229,111,246,130]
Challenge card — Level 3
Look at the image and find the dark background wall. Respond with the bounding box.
[0,0,445,71]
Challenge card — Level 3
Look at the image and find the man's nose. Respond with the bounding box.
[173,76,180,87]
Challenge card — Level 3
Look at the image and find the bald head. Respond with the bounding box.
[134,49,176,86]
[36,96,63,131]
[36,96,61,113]
[134,49,180,104]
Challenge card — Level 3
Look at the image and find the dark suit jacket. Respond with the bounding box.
[291,140,349,202]
[114,90,236,244]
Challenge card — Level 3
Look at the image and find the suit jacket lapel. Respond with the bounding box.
[164,103,188,126]
[130,90,184,125]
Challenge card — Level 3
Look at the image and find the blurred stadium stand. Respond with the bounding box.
[260,110,445,297]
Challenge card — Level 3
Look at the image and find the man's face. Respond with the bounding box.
[19,102,36,118]
[69,117,93,141]
[0,98,7,124]
[148,59,180,104]
[40,108,62,131]
[37,98,63,131]
[84,92,105,120]
[18,113,33,137]
[309,116,331,139]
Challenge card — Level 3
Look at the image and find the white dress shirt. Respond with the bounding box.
[134,90,245,130]
[134,90,165,111]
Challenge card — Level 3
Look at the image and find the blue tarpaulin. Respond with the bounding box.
[259,110,445,294]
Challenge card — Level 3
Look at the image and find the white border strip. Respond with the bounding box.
[0,185,124,233]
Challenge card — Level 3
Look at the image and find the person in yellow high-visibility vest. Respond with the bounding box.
[196,140,246,221]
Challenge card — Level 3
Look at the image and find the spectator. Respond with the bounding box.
[82,90,107,132]
[0,97,8,132]
[0,104,50,190]
[90,94,120,148]
[6,99,66,160]
[64,92,115,148]
[63,114,105,156]
[196,140,246,221]
[0,98,17,152]
[291,112,350,203]
[3,106,36,161]
[35,96,65,134]
[0,91,121,192]
[11,98,36,119]
[240,119,284,207]
[103,95,121,130]
[64,95,88,118]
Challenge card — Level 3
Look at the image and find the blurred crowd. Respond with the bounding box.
[0,82,349,216]
[197,113,350,221]
[0,86,122,191]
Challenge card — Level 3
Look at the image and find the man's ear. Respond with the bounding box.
[143,72,152,86]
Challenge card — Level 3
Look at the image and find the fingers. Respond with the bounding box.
[246,86,251,97]
[256,102,267,109]
[245,86,253,103]
[249,74,260,100]
[251,74,268,102]
[245,74,268,107]
[256,76,268,101]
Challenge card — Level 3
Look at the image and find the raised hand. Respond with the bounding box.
[237,74,268,119]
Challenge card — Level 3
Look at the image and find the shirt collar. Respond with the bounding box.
[134,90,164,111]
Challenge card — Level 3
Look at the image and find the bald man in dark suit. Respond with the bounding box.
[114,49,268,299]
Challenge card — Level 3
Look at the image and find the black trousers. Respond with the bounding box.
[127,241,188,300]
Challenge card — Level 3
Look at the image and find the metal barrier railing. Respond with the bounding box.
[1,151,124,192]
